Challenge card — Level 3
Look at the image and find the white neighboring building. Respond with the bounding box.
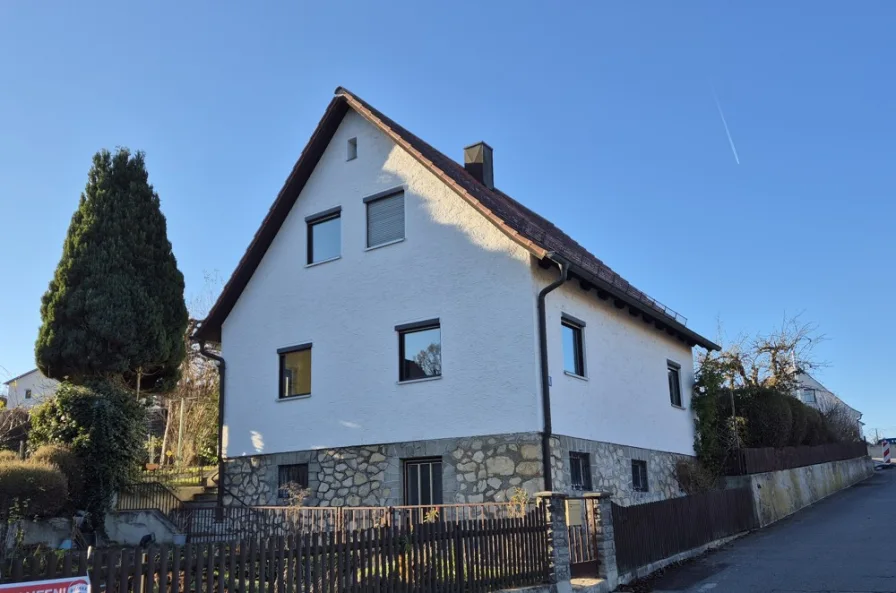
[795,372,863,435]
[3,369,59,410]
[194,87,720,508]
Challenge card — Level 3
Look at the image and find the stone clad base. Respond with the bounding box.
[223,432,691,507]
[224,432,563,507]
[555,436,693,505]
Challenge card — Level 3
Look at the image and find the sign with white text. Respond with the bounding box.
[0,576,90,593]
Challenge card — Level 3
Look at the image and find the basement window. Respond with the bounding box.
[278,464,309,500]
[347,137,358,161]
[569,452,592,491]
[632,460,649,493]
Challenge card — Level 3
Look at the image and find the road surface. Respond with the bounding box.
[648,468,895,593]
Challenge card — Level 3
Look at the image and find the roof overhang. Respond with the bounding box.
[551,258,720,351]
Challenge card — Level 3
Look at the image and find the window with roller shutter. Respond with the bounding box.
[365,190,405,248]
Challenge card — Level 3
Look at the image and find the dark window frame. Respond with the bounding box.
[306,207,342,265]
[278,343,312,399]
[632,459,649,493]
[364,188,405,248]
[667,360,683,407]
[561,315,586,377]
[403,457,443,506]
[397,319,441,382]
[277,463,309,500]
[24,389,32,400]
[569,452,592,491]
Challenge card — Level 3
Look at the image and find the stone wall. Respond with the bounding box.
[556,435,692,505]
[223,432,562,507]
[224,432,687,508]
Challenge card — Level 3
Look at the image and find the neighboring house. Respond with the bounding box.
[2,368,60,410]
[795,372,863,435]
[194,87,719,509]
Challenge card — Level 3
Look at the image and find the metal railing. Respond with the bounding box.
[138,465,216,487]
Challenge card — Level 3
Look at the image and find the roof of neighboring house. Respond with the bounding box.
[3,368,40,386]
[195,87,719,350]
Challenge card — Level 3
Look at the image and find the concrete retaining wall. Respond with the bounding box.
[725,455,874,527]
[105,510,186,545]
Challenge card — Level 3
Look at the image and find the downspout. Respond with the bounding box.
[537,255,570,492]
[198,342,226,510]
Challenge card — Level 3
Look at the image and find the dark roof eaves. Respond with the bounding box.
[3,368,39,385]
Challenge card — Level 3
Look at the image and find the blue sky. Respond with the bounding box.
[1,2,893,432]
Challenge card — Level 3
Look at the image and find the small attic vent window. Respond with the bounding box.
[347,137,358,161]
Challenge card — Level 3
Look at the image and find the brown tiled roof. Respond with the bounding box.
[195,88,718,350]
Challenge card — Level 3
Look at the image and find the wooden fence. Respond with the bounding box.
[725,442,868,476]
[612,487,757,574]
[1,511,549,593]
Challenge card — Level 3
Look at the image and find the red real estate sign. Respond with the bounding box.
[0,577,90,593]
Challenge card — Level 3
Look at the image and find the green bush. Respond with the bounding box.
[0,459,68,518]
[738,387,793,449]
[30,380,145,528]
[786,397,809,446]
[804,408,827,445]
[30,445,84,512]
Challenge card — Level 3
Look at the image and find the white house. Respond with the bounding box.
[194,88,719,508]
[795,372,863,436]
[3,368,59,410]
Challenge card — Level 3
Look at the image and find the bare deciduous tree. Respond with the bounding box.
[700,314,825,394]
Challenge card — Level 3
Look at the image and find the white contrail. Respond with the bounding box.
[712,87,740,165]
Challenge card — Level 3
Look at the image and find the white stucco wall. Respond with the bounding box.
[221,110,541,457]
[796,373,862,434]
[3,369,59,410]
[540,268,698,456]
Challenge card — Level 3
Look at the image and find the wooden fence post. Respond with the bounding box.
[535,491,572,593]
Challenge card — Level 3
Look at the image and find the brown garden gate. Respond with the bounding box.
[565,497,600,578]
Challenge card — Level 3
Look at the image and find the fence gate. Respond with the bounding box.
[565,497,599,578]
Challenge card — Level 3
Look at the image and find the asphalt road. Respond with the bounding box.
[648,468,896,593]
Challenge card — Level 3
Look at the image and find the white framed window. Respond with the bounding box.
[365,189,405,248]
[347,137,358,161]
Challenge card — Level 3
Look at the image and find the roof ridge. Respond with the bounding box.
[195,88,717,349]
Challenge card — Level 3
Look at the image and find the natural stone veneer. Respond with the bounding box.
[223,432,687,507]
[224,432,564,507]
[555,435,692,505]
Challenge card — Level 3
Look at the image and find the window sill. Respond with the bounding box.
[365,238,405,252]
[670,404,686,410]
[305,256,341,268]
[564,371,588,381]
[397,376,442,386]
[277,394,312,402]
